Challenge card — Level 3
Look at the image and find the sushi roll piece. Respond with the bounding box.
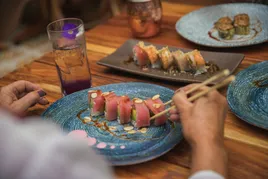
[214,16,232,28]
[88,90,105,116]
[131,98,150,128]
[172,50,191,72]
[234,14,250,35]
[117,96,133,124]
[102,91,119,121]
[185,50,207,75]
[158,47,174,70]
[216,23,235,40]
[145,94,167,126]
[133,42,149,66]
[143,45,161,68]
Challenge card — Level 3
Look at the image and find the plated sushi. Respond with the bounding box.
[88,90,168,127]
[158,47,174,70]
[133,42,150,66]
[216,23,235,40]
[214,13,250,40]
[145,94,167,126]
[214,16,232,27]
[88,90,105,116]
[131,98,151,128]
[117,96,132,124]
[185,50,207,75]
[132,41,210,75]
[234,14,250,35]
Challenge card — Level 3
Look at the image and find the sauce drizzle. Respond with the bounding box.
[253,78,268,88]
[77,108,172,142]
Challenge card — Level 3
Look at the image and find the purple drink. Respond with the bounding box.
[55,45,92,96]
[47,18,92,96]
[61,79,92,95]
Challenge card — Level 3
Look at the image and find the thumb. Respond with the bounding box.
[172,90,193,116]
[12,90,47,113]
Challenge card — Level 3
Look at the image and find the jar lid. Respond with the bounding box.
[128,0,151,2]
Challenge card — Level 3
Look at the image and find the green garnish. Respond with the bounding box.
[131,109,137,121]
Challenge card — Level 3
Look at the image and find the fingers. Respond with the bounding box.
[11,90,47,114]
[176,84,222,101]
[170,114,180,122]
[10,80,41,97]
[169,108,180,122]
[169,108,178,114]
[38,97,49,105]
[172,89,193,115]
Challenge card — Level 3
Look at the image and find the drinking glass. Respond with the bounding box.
[127,0,162,38]
[47,18,92,96]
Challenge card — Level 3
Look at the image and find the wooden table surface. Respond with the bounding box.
[1,2,268,179]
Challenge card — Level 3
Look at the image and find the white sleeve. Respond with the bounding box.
[189,170,225,179]
[0,110,114,179]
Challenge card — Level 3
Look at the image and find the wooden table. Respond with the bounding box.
[1,2,268,179]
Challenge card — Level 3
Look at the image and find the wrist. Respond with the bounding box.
[190,138,228,178]
[190,136,225,151]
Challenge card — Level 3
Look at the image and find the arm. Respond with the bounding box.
[191,140,227,178]
[170,84,228,178]
[0,110,114,179]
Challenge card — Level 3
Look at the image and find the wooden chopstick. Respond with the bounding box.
[164,69,230,106]
[150,75,235,120]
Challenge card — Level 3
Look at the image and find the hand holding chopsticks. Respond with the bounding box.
[164,69,230,106]
[150,70,235,120]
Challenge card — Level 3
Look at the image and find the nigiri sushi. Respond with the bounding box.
[145,94,167,126]
[117,96,132,124]
[131,98,150,128]
[133,42,149,66]
[88,90,105,116]
[143,44,161,68]
[185,50,207,75]
[158,47,174,70]
[102,91,118,121]
[172,50,191,72]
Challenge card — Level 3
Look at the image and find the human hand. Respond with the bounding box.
[0,80,49,116]
[170,84,228,148]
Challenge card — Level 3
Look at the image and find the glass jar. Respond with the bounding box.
[127,0,162,38]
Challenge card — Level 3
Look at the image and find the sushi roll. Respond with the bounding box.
[214,16,232,28]
[145,94,167,126]
[216,23,235,40]
[133,42,149,66]
[172,50,191,72]
[117,96,133,124]
[102,91,119,121]
[88,90,105,116]
[234,14,250,35]
[143,45,161,68]
[131,98,150,128]
[158,47,174,70]
[185,50,207,75]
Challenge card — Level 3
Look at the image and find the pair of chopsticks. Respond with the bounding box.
[150,69,235,120]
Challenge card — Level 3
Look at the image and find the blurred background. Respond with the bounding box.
[0,0,266,77]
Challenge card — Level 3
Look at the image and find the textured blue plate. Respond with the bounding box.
[176,3,268,48]
[42,82,183,166]
[227,61,268,130]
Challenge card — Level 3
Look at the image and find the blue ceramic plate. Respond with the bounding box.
[176,3,268,48]
[227,61,268,130]
[42,82,183,166]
